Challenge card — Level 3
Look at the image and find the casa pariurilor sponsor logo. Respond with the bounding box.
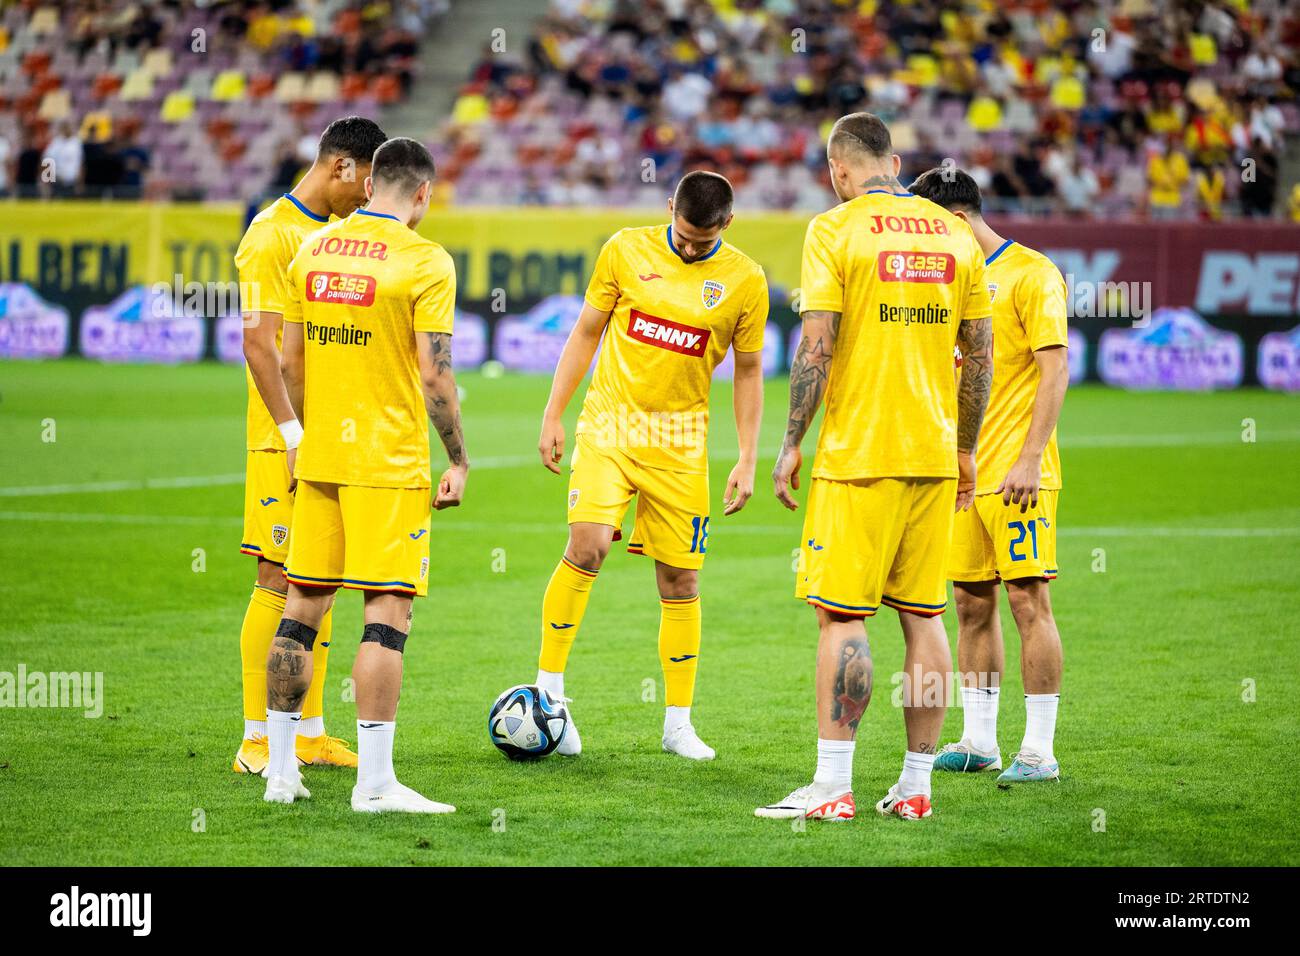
[306,271,377,307]
[878,251,956,284]
[626,309,710,356]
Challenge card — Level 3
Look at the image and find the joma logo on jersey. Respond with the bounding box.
[306,271,377,307]
[877,251,956,284]
[309,235,389,260]
[627,310,710,356]
[868,215,951,235]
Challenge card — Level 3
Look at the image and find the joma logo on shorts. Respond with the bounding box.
[627,310,710,356]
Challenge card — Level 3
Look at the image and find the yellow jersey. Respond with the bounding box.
[576,224,768,473]
[800,190,992,480]
[976,239,1068,494]
[283,209,457,489]
[234,193,331,451]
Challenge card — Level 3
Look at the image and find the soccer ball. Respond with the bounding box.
[488,685,569,760]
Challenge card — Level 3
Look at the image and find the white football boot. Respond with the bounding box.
[554,697,581,756]
[662,722,715,760]
[754,782,855,820]
[264,771,310,804]
[351,780,456,814]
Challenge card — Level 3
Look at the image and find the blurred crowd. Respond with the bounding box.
[436,0,1300,219]
[0,0,445,200]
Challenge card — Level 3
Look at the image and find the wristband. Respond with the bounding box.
[278,419,304,450]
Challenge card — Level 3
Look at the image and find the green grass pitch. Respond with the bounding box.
[0,359,1297,866]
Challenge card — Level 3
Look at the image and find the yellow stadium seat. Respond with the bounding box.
[160,90,196,123]
[119,68,155,101]
[966,95,1003,132]
[37,88,71,121]
[1050,76,1086,110]
[274,72,306,102]
[142,48,174,77]
[211,70,247,102]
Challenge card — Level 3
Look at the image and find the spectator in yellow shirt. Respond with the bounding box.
[1147,138,1190,217]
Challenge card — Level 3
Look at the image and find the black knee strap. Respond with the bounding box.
[361,623,408,653]
[276,618,318,651]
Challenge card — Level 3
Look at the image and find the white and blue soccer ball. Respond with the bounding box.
[488,685,569,760]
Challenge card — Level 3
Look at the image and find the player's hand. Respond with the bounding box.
[997,455,1040,513]
[723,461,755,516]
[772,445,803,511]
[538,416,565,475]
[285,447,298,494]
[956,449,976,512]
[433,462,468,510]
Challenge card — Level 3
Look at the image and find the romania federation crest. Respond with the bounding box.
[701,280,724,310]
[988,282,999,304]
[568,489,580,510]
[271,524,288,548]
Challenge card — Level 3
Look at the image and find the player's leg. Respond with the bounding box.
[536,441,633,755]
[935,581,1005,771]
[875,478,954,819]
[348,591,454,814]
[757,478,881,821]
[653,561,712,759]
[263,581,335,803]
[988,489,1062,782]
[999,577,1062,782]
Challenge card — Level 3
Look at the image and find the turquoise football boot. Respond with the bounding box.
[996,750,1060,784]
[934,739,1002,772]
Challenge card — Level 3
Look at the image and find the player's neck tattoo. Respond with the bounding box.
[858,174,906,194]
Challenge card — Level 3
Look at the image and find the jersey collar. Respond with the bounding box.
[863,189,915,197]
[985,238,1015,265]
[356,209,402,223]
[665,225,722,263]
[283,192,329,223]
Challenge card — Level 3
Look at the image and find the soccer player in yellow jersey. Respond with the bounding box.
[534,171,768,760]
[909,168,1068,784]
[232,117,387,775]
[261,138,468,813]
[755,113,994,823]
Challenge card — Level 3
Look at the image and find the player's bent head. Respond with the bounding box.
[909,166,983,220]
[826,111,900,199]
[668,170,734,262]
[368,137,438,226]
[317,116,388,216]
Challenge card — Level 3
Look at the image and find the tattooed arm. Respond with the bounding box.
[954,315,993,510]
[773,309,839,510]
[417,331,469,509]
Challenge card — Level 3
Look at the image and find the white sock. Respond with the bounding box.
[664,705,690,734]
[961,685,1000,752]
[812,738,855,791]
[357,719,397,792]
[266,709,300,780]
[244,719,267,740]
[536,669,565,698]
[898,750,936,797]
[298,716,324,737]
[1022,693,1059,759]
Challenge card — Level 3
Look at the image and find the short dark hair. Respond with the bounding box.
[827,112,892,160]
[370,137,436,197]
[908,166,983,215]
[317,116,387,164]
[673,170,734,230]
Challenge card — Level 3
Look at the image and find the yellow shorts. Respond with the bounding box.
[241,449,294,564]
[948,489,1059,583]
[284,480,432,596]
[796,476,956,618]
[567,439,710,570]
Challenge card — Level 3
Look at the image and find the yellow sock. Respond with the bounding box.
[659,595,702,707]
[240,585,285,724]
[538,556,598,673]
[300,607,333,723]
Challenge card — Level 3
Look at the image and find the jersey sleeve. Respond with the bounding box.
[235,223,292,315]
[413,246,457,334]
[1018,260,1069,351]
[584,232,622,313]
[733,269,769,353]
[963,234,993,322]
[798,214,843,314]
[281,250,304,325]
